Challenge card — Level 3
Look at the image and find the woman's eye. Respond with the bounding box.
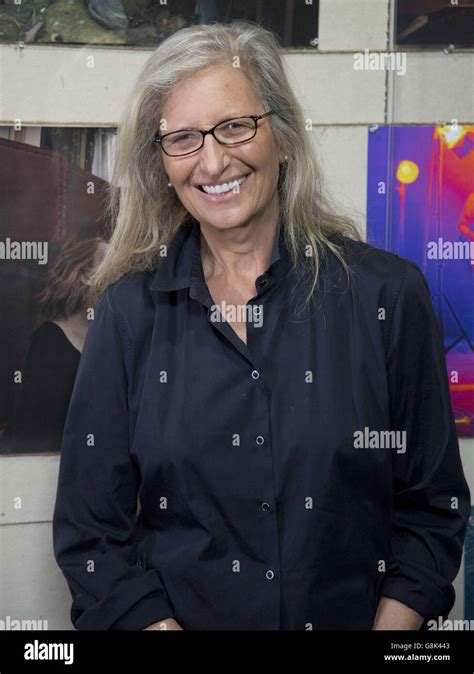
[173,134,193,143]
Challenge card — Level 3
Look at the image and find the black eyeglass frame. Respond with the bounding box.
[153,111,275,157]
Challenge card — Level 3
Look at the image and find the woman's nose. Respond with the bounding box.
[197,133,230,175]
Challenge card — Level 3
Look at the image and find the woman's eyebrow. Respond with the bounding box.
[168,113,246,131]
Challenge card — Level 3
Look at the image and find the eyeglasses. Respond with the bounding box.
[153,111,275,157]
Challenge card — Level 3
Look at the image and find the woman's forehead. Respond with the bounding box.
[162,86,261,129]
[162,66,259,113]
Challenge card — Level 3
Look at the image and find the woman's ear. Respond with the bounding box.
[278,145,288,164]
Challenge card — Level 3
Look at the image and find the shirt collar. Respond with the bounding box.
[150,219,285,293]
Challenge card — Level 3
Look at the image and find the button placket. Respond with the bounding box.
[246,355,279,622]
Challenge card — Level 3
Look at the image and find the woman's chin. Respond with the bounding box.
[195,213,253,231]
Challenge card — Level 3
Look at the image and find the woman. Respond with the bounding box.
[52,21,470,631]
[1,237,107,454]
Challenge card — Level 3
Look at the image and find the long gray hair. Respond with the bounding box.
[89,20,362,307]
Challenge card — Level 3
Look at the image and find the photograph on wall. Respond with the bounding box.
[0,0,319,47]
[396,0,474,46]
[367,124,474,438]
[0,127,116,454]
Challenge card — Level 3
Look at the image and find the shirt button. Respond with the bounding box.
[266,570,274,580]
[261,502,270,511]
[256,436,265,445]
[251,370,260,379]
[259,279,268,288]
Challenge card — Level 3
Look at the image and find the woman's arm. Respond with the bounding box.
[53,287,175,630]
[372,596,424,630]
[378,260,471,627]
[144,618,183,630]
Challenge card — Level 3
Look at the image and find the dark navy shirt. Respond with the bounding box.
[52,220,470,630]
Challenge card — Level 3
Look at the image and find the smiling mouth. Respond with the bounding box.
[196,173,251,194]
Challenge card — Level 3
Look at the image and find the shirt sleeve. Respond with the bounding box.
[380,260,471,622]
[52,287,175,630]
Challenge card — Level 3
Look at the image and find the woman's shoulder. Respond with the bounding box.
[101,269,154,304]
[329,233,417,288]
[98,269,156,340]
[325,234,429,326]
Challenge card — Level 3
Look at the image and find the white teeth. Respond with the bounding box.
[201,175,248,195]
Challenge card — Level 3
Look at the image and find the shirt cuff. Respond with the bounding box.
[72,573,175,630]
[380,558,455,621]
